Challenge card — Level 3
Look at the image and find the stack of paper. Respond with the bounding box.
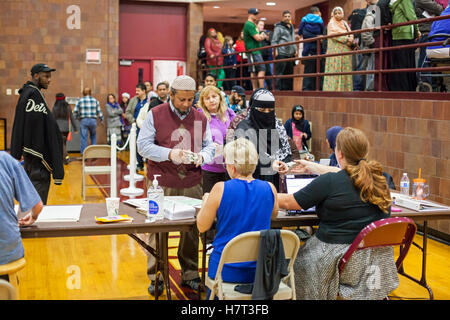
[391,192,450,212]
[15,205,82,222]
[36,205,82,222]
[164,197,198,220]
[124,196,201,220]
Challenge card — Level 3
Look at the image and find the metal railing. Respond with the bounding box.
[198,14,450,96]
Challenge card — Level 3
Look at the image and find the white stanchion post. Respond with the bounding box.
[120,123,144,198]
[110,133,117,198]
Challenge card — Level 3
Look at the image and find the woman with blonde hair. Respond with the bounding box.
[198,85,236,193]
[323,6,354,91]
[197,137,278,298]
[277,127,399,299]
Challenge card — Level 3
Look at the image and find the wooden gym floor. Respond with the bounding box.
[17,151,450,300]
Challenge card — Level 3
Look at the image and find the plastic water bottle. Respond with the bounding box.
[146,174,164,222]
[400,173,410,196]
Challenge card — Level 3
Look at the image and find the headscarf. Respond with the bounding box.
[326,126,343,151]
[291,105,305,132]
[248,89,279,157]
[327,126,342,167]
[327,7,351,36]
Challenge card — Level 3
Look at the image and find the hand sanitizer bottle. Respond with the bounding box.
[146,174,164,222]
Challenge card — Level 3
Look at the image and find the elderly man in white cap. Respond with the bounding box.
[137,75,215,296]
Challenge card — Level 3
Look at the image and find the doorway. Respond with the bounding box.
[119,59,152,97]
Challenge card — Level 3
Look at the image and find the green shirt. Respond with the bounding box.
[243,20,261,55]
[293,170,390,244]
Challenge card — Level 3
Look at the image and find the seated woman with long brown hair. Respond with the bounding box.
[277,127,399,300]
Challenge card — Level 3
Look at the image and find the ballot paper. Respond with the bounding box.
[164,196,201,220]
[124,196,201,220]
[15,205,82,222]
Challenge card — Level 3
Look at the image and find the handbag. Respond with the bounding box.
[67,113,72,141]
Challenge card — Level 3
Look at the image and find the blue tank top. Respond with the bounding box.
[208,179,274,283]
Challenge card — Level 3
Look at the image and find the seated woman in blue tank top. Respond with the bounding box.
[197,137,278,285]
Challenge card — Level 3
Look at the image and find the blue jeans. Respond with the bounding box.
[353,54,364,91]
[80,118,97,154]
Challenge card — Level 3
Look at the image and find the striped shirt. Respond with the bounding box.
[73,96,104,121]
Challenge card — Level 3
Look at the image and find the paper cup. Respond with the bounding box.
[106,197,120,216]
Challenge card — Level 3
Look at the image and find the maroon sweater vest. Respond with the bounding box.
[147,103,207,189]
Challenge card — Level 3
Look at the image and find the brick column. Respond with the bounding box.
[186,3,203,83]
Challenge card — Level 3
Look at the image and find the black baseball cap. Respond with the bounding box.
[31,63,56,75]
[231,85,245,96]
[248,8,259,15]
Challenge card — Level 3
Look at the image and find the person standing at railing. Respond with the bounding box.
[222,36,237,91]
[234,31,252,90]
[361,1,380,91]
[243,8,269,90]
[205,28,225,89]
[298,6,325,91]
[272,10,298,91]
[389,0,421,91]
[323,7,354,92]
[426,4,450,91]
[258,20,274,90]
[415,0,444,85]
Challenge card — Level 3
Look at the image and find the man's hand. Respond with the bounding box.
[272,160,288,175]
[415,31,422,42]
[18,212,37,226]
[194,154,203,168]
[169,149,186,165]
[18,201,43,227]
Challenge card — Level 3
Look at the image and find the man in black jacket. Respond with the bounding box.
[11,64,64,204]
[272,10,297,91]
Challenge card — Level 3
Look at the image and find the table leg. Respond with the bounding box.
[200,232,207,300]
[398,221,434,300]
[128,233,171,300]
[162,232,172,299]
[154,233,161,300]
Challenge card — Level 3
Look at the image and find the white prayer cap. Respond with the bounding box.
[121,92,130,99]
[171,75,196,91]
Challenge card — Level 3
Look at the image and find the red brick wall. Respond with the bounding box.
[0,0,119,146]
[275,95,450,236]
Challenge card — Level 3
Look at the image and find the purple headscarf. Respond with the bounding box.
[326,126,343,151]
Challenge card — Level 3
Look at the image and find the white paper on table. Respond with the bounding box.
[35,205,82,222]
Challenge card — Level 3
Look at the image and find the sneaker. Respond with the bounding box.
[148,280,164,296]
[180,277,201,291]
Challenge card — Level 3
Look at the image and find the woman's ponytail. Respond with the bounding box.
[337,128,392,213]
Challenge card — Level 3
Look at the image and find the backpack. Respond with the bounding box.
[197,35,207,60]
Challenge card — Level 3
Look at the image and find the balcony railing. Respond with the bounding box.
[198,14,450,99]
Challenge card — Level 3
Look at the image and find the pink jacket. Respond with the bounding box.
[204,37,224,66]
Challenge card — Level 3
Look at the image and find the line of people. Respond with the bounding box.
[199,1,449,93]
